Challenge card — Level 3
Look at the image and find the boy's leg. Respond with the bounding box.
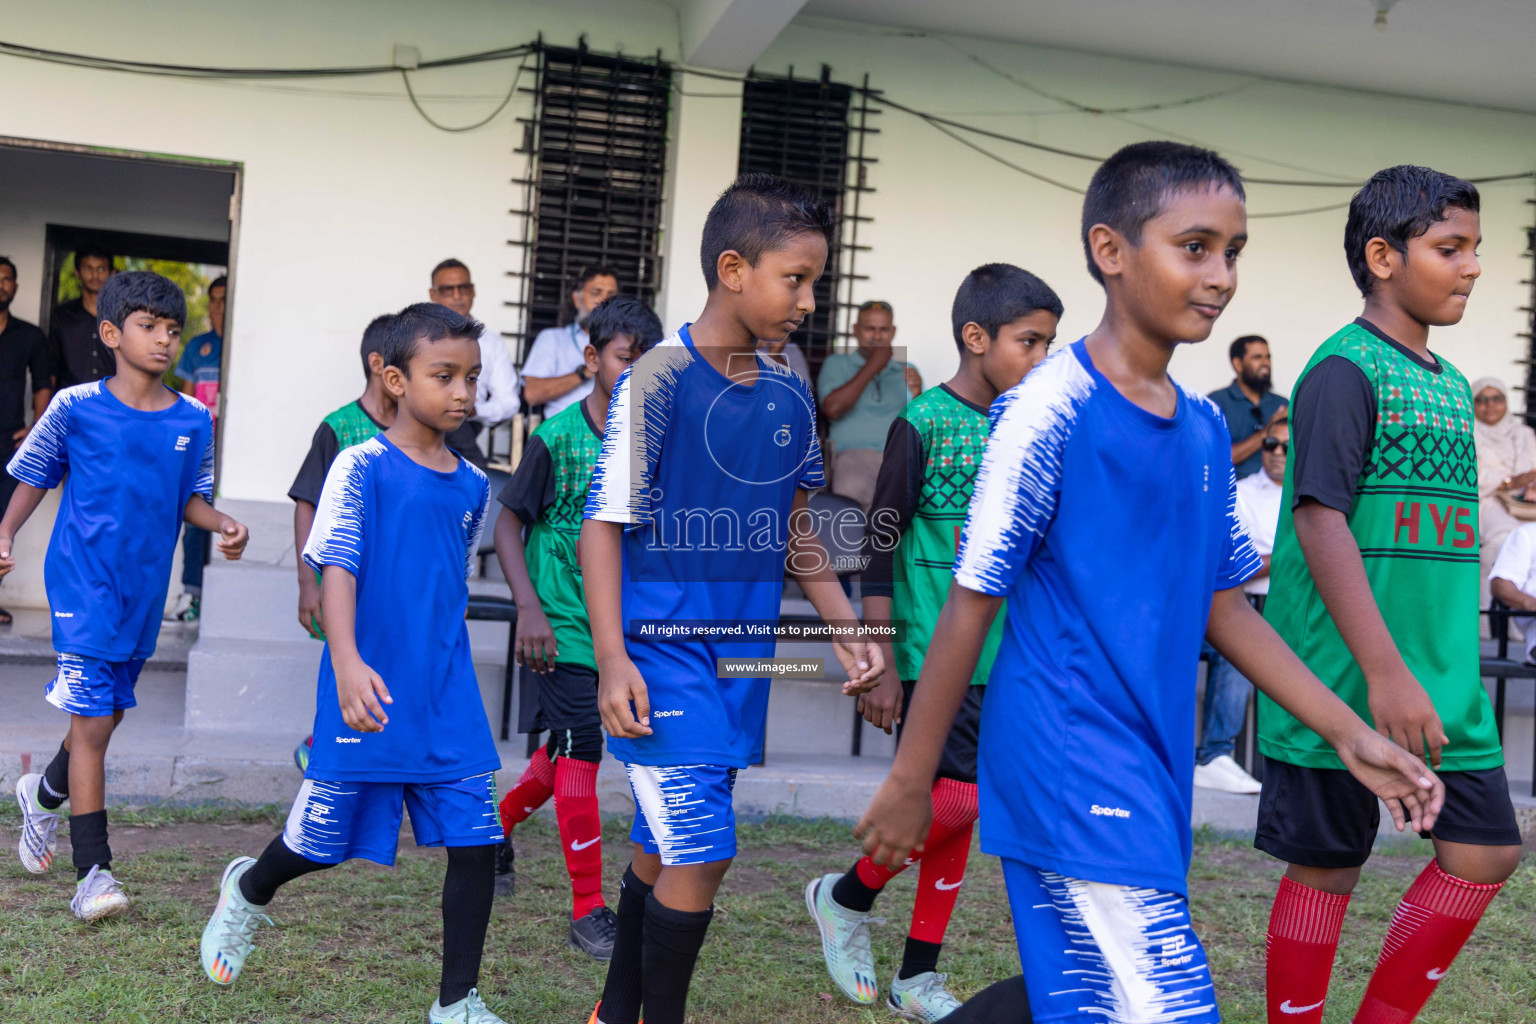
[38,739,71,808]
[937,976,1032,1024]
[15,738,73,874]
[1255,761,1377,1024]
[597,846,660,1024]
[545,666,611,939]
[1003,859,1219,1023]
[1353,769,1523,1024]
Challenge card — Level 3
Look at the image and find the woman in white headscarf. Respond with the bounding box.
[1473,376,1536,607]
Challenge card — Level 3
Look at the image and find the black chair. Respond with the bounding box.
[1480,598,1536,796]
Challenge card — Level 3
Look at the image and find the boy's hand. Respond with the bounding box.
[833,635,883,695]
[0,535,14,579]
[335,657,392,733]
[216,517,250,560]
[297,574,324,638]
[1336,725,1443,834]
[1367,670,1447,769]
[858,651,904,733]
[598,655,653,739]
[855,771,931,870]
[514,604,558,673]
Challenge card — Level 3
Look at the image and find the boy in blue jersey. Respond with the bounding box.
[580,173,884,1024]
[4,271,249,921]
[855,142,1446,1024]
[199,304,509,1024]
[4,271,248,917]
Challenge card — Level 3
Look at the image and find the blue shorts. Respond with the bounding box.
[281,773,504,866]
[1003,859,1220,1024]
[45,653,146,717]
[624,763,739,866]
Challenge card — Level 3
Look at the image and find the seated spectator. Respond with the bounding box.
[1491,523,1536,663]
[521,266,619,415]
[1474,376,1536,609]
[1194,417,1288,794]
[757,337,810,381]
[817,300,921,510]
[429,259,519,468]
[168,275,227,622]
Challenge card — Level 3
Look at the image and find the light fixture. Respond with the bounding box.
[1373,0,1401,32]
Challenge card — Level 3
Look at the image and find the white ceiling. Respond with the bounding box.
[799,0,1536,114]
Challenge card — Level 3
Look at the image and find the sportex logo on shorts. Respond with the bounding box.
[1090,804,1130,819]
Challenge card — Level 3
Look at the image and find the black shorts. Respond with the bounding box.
[533,662,601,732]
[1254,760,1522,869]
[897,680,983,785]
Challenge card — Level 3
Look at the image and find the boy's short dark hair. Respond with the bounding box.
[1229,334,1267,361]
[951,263,1064,350]
[586,295,664,354]
[73,244,113,270]
[209,275,228,293]
[432,258,468,279]
[1344,165,1480,296]
[575,265,619,291]
[96,271,185,329]
[384,302,485,373]
[360,313,394,380]
[0,256,15,276]
[1080,141,1246,285]
[699,173,835,290]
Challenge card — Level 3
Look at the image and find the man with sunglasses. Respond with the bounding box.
[1209,334,1289,479]
[1195,417,1289,794]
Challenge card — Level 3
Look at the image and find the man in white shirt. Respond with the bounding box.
[1490,522,1536,663]
[429,259,521,466]
[521,266,619,416]
[1194,417,1287,793]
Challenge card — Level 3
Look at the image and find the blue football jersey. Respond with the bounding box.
[954,341,1260,896]
[302,435,498,783]
[584,325,826,767]
[8,382,214,660]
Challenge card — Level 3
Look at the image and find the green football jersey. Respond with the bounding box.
[1261,321,1502,770]
[883,385,1005,685]
[513,401,602,671]
[324,400,382,452]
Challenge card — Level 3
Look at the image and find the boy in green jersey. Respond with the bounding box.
[806,264,1061,1021]
[492,295,663,960]
[1258,165,1522,1024]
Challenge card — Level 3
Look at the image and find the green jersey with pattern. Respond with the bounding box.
[507,401,603,671]
[324,400,381,452]
[1261,320,1502,770]
[874,385,1005,684]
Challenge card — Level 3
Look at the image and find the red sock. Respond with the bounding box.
[555,756,605,919]
[1353,860,1503,1024]
[499,747,555,834]
[1265,876,1349,1024]
[853,777,979,895]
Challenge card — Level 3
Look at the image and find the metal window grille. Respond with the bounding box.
[510,42,671,361]
[738,67,877,372]
[1523,195,1536,426]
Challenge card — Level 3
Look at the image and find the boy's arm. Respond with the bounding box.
[858,417,923,729]
[293,500,322,637]
[319,563,392,733]
[580,517,650,739]
[856,583,1001,867]
[183,495,249,560]
[786,486,881,696]
[0,483,52,578]
[495,506,557,672]
[1207,586,1441,830]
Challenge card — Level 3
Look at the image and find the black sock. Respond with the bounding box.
[39,742,69,809]
[640,893,713,1024]
[831,859,881,913]
[439,844,496,1007]
[598,864,653,1024]
[898,936,943,980]
[941,974,1032,1023]
[70,809,110,879]
[239,833,332,906]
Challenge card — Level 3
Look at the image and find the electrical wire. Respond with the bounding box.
[401,60,526,131]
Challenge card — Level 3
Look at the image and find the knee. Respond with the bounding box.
[1443,845,1524,886]
[68,715,116,750]
[1285,863,1361,896]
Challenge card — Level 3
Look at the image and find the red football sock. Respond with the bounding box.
[911,821,974,944]
[555,756,605,919]
[1265,876,1349,1024]
[499,747,555,834]
[1353,860,1503,1024]
[853,777,979,894]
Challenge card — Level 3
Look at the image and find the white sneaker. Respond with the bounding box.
[15,773,59,873]
[429,988,508,1023]
[71,863,130,921]
[166,592,196,621]
[888,970,965,1022]
[1193,754,1261,794]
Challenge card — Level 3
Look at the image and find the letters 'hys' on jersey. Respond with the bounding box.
[1262,318,1502,771]
[584,325,825,768]
[953,341,1260,896]
[8,382,214,661]
[302,435,499,783]
[863,383,1005,685]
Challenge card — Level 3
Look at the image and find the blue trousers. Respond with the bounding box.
[182,525,210,592]
[1197,645,1252,765]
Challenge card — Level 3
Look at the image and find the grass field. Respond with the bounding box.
[1,804,1533,1023]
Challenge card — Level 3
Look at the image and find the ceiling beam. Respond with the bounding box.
[680,0,809,72]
